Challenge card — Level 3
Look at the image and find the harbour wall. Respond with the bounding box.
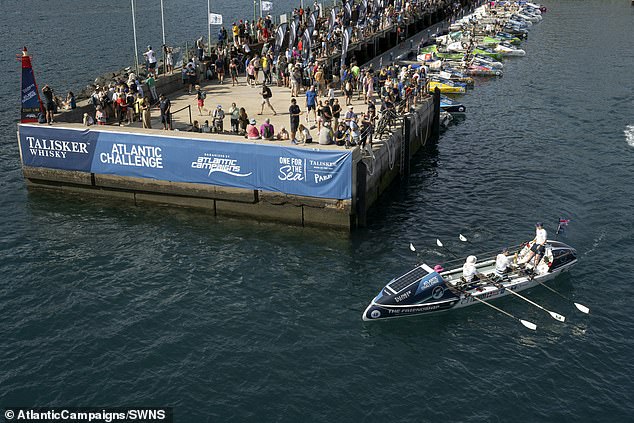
[18,92,437,231]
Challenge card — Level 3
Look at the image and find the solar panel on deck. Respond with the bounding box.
[387,267,428,293]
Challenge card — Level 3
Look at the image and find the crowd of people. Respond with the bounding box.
[45,0,473,144]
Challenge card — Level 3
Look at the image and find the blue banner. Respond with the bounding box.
[18,125,352,199]
[19,124,98,171]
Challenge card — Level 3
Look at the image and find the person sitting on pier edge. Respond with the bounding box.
[260,118,275,140]
[495,248,511,278]
[295,124,312,144]
[238,107,249,135]
[335,124,347,146]
[276,126,290,141]
[191,120,201,132]
[318,121,334,145]
[246,119,260,139]
[462,255,479,285]
[201,120,211,133]
[523,222,548,271]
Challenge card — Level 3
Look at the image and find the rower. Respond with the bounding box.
[462,255,478,286]
[495,248,511,278]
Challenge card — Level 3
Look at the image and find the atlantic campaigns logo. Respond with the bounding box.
[191,153,252,177]
[99,143,163,169]
[26,135,90,159]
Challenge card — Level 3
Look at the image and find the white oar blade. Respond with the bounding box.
[409,243,416,252]
[436,239,443,247]
[459,234,467,242]
[520,320,537,331]
[550,311,566,322]
[574,303,590,314]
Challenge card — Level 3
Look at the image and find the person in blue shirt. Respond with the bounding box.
[305,85,317,122]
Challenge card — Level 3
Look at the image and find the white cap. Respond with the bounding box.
[466,255,477,264]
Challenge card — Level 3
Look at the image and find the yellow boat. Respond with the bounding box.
[428,79,467,94]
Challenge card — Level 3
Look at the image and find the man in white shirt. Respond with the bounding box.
[523,222,547,270]
[495,248,511,277]
[462,255,478,284]
[143,45,157,78]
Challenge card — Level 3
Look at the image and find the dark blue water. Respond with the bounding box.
[2,1,634,421]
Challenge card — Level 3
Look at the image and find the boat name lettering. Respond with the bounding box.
[101,143,163,169]
[394,290,411,303]
[27,136,89,159]
[388,304,441,314]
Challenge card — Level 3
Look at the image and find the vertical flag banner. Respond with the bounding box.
[302,28,312,58]
[289,19,298,48]
[274,22,287,53]
[209,13,223,25]
[329,7,338,35]
[20,48,42,123]
[341,26,352,61]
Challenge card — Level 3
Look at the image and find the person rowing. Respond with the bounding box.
[495,248,511,278]
[462,255,479,286]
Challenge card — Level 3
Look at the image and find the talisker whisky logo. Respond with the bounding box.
[27,136,89,159]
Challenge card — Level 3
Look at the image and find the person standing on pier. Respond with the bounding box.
[143,46,158,78]
[229,102,239,133]
[196,85,207,115]
[41,84,55,125]
[145,74,158,102]
[259,83,277,116]
[141,95,151,129]
[288,98,302,142]
[159,94,171,130]
[305,86,317,123]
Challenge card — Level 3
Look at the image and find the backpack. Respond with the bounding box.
[263,124,273,139]
[263,87,272,99]
[201,91,207,99]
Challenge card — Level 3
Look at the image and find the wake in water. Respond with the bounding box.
[625,125,634,147]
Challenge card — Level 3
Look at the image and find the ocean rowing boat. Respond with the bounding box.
[362,240,578,322]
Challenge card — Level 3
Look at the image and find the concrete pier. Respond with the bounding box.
[18,9,447,231]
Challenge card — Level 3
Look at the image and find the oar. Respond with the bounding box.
[535,280,590,314]
[463,290,537,331]
[481,275,566,322]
